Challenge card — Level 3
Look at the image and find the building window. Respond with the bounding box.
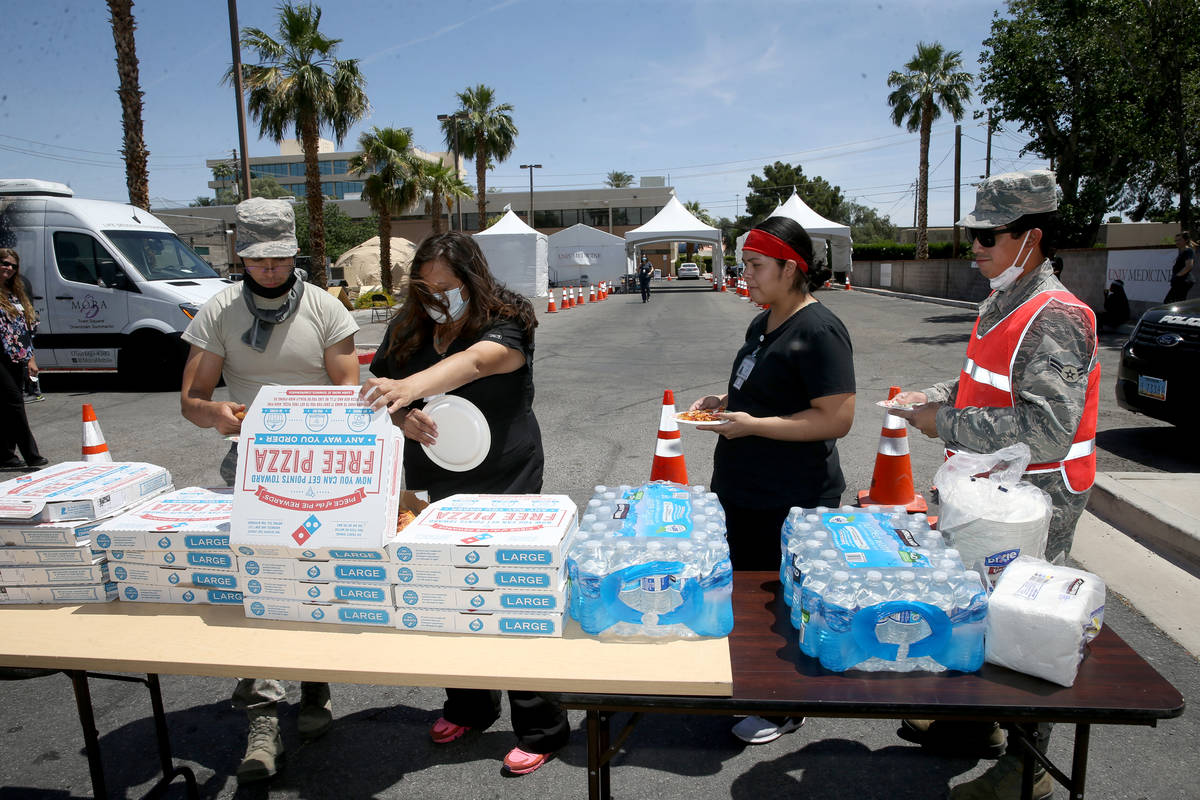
[584,208,607,227]
[332,159,350,174]
[319,160,334,175]
[560,209,580,226]
[534,210,561,228]
[463,213,480,231]
[289,162,305,177]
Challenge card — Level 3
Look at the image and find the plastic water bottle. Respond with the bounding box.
[797,559,833,654]
[818,570,859,670]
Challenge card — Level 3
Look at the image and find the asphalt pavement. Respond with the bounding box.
[1,279,1196,799]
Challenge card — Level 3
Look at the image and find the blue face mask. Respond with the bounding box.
[424,286,468,323]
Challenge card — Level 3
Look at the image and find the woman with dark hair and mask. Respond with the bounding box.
[689,216,856,744]
[362,231,568,775]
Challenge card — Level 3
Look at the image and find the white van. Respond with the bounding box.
[0,179,231,386]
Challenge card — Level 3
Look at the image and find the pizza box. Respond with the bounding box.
[230,386,403,558]
[387,494,577,567]
[239,556,401,584]
[0,462,172,523]
[393,579,567,613]
[391,560,568,590]
[242,576,395,605]
[106,548,238,570]
[243,597,396,627]
[109,563,240,589]
[0,516,114,548]
[394,607,565,637]
[92,487,232,551]
[0,582,118,604]
[0,563,109,586]
[117,583,243,605]
[0,545,104,566]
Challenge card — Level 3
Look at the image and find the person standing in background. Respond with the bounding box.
[638,255,654,302]
[0,248,48,470]
[1164,230,1195,303]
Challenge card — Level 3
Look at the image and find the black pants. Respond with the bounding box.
[0,354,41,463]
[640,280,651,302]
[443,688,569,754]
[1164,276,1194,304]
[720,496,842,571]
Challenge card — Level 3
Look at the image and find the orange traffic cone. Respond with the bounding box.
[81,403,113,462]
[857,386,927,511]
[547,292,557,313]
[590,285,597,302]
[649,389,688,484]
[844,276,852,291]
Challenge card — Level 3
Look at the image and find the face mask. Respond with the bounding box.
[987,231,1033,291]
[424,286,468,323]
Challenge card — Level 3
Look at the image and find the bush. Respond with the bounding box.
[851,241,972,260]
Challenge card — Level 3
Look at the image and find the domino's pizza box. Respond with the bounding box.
[92,487,232,552]
[106,548,238,571]
[230,386,403,558]
[240,556,401,584]
[0,516,113,548]
[109,563,241,590]
[387,494,578,567]
[0,462,172,523]
[0,563,109,586]
[391,560,568,590]
[0,545,105,566]
[243,597,396,628]
[394,579,567,613]
[117,583,243,605]
[242,576,395,606]
[394,607,565,637]
[0,582,118,604]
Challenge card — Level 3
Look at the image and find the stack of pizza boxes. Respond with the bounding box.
[232,386,407,628]
[386,494,578,637]
[92,487,242,606]
[0,462,172,604]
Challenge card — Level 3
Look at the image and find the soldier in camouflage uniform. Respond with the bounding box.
[890,170,1100,800]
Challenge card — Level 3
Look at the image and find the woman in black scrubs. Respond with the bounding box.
[690,216,856,744]
[363,232,567,775]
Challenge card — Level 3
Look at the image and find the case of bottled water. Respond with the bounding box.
[566,482,733,639]
[781,505,987,672]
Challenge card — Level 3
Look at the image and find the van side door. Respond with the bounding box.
[43,230,131,371]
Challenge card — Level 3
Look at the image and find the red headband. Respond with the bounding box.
[743,229,809,273]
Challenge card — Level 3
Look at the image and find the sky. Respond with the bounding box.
[1,0,1050,229]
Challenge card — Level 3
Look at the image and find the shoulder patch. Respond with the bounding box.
[1048,355,1082,383]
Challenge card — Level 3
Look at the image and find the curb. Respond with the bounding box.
[838,285,980,310]
[1087,473,1200,571]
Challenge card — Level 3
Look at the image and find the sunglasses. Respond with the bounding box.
[0,261,17,268]
[966,227,1017,248]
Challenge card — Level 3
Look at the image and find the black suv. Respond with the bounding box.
[1116,297,1200,427]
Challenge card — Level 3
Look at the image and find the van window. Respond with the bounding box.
[53,231,122,287]
[105,231,219,281]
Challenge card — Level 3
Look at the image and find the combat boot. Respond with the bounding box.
[950,754,1054,800]
[898,719,1006,758]
[298,682,333,740]
[237,708,283,783]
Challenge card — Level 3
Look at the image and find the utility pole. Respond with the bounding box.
[953,124,962,257]
[227,0,252,201]
[985,109,993,179]
[520,164,542,228]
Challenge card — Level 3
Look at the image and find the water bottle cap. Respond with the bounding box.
[820,549,839,560]
[805,514,820,522]
[581,514,597,524]
[933,570,949,582]
[587,499,601,508]
[900,570,916,581]
[593,485,607,494]
[833,570,850,581]
[815,506,830,513]
[944,548,961,559]
[867,570,883,581]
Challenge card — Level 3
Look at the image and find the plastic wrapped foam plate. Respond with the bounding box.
[421,395,491,472]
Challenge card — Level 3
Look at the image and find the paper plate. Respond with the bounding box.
[422,395,491,472]
[876,399,919,410]
[673,413,729,426]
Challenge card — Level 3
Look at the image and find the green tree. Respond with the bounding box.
[887,41,973,259]
[232,1,369,287]
[744,162,846,224]
[844,201,899,243]
[295,203,376,265]
[442,84,517,226]
[189,196,216,207]
[349,126,425,295]
[107,0,150,210]
[605,171,634,188]
[211,161,237,198]
[250,175,290,199]
[423,161,473,235]
[681,200,716,259]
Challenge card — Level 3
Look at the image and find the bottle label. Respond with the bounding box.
[823,514,931,568]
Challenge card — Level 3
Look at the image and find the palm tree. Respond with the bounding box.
[423,161,473,235]
[606,171,634,188]
[107,0,149,210]
[349,127,425,296]
[232,2,369,286]
[887,41,973,259]
[442,84,517,228]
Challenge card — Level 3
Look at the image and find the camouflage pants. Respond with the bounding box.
[1023,472,1091,561]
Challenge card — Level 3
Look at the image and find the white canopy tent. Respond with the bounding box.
[334,235,416,292]
[547,224,627,287]
[624,196,724,281]
[736,191,854,274]
[473,209,549,297]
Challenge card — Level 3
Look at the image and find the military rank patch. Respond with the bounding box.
[1049,356,1082,383]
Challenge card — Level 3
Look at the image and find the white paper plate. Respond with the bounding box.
[421,395,491,472]
[673,413,730,426]
[876,399,919,410]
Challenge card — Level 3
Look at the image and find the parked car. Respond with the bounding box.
[1116,297,1200,428]
[678,262,701,280]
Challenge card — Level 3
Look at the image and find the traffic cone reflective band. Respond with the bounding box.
[81,403,113,462]
[857,386,927,512]
[590,285,597,302]
[649,389,688,484]
[547,292,557,313]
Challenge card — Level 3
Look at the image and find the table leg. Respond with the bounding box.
[67,670,108,800]
[1068,724,1090,799]
[585,709,610,800]
[143,673,200,800]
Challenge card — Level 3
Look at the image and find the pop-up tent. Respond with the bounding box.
[547,224,626,287]
[624,196,724,279]
[473,209,549,297]
[736,191,853,273]
[335,235,416,292]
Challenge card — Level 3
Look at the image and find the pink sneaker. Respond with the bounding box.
[430,717,470,744]
[503,746,550,775]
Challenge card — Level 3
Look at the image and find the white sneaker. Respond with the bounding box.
[731,715,804,744]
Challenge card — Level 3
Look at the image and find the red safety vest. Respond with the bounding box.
[950,289,1100,494]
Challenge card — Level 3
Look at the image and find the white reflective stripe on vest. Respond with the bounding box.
[963,357,1012,393]
[877,435,910,457]
[1025,438,1096,473]
[655,437,684,458]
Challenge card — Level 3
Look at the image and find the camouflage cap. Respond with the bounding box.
[235,198,298,258]
[959,169,1059,228]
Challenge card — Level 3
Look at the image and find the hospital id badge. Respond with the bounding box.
[733,351,757,389]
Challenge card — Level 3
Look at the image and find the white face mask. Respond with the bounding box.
[424,286,468,323]
[987,230,1034,291]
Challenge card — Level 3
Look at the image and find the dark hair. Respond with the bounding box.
[750,216,831,294]
[1007,212,1058,259]
[0,247,35,327]
[384,232,537,364]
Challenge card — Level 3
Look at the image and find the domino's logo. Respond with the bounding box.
[114,566,128,581]
[395,546,413,562]
[95,534,111,549]
[247,580,262,594]
[402,590,418,606]
[249,602,265,616]
[402,612,418,628]
[465,550,480,564]
[123,586,139,600]
[395,567,413,583]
